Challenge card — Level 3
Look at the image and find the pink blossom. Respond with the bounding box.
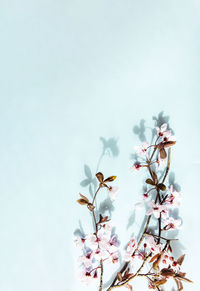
[131,162,142,171]
[127,237,138,253]
[109,252,119,264]
[144,235,162,253]
[163,217,181,230]
[78,251,94,268]
[156,124,176,143]
[134,142,149,157]
[155,157,167,170]
[162,131,176,143]
[146,201,168,219]
[93,248,108,260]
[124,251,135,264]
[108,186,119,201]
[165,185,181,208]
[98,222,112,237]
[156,123,168,137]
[79,269,97,285]
[137,251,145,260]
[86,233,109,251]
[107,235,119,253]
[74,236,85,249]
[124,237,138,264]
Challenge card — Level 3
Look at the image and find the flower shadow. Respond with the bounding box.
[73,219,86,237]
[133,119,147,142]
[76,136,120,236]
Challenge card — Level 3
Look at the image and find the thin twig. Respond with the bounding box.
[91,185,104,290]
[92,185,101,205]
[99,259,104,291]
[162,148,171,184]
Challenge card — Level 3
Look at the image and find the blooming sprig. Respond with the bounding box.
[146,201,168,219]
[75,172,120,287]
[124,237,138,265]
[76,223,120,285]
[75,121,192,291]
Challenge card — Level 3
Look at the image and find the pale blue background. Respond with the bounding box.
[0,0,199,290]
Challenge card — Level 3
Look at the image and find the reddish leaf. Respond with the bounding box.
[153,254,162,270]
[163,141,176,148]
[77,199,88,205]
[152,171,158,184]
[79,194,89,203]
[154,279,167,286]
[158,183,166,191]
[160,148,167,159]
[98,214,109,224]
[177,254,185,266]
[117,272,123,282]
[146,178,155,185]
[96,172,104,183]
[168,244,172,253]
[149,253,160,263]
[161,268,174,277]
[104,176,117,182]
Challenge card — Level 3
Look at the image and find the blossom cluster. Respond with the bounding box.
[75,223,119,285]
[75,121,192,291]
[133,124,182,234]
[133,123,176,171]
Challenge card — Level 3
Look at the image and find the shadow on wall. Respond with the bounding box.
[133,111,172,144]
[74,137,119,236]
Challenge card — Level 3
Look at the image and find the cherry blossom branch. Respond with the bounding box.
[92,185,101,205]
[99,259,103,291]
[110,253,152,289]
[108,146,162,289]
[75,122,192,291]
[144,233,178,242]
[108,137,174,290]
[161,148,171,184]
[91,186,105,291]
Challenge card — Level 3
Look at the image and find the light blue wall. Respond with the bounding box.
[0,0,199,290]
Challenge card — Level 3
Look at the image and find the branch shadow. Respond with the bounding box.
[73,220,86,237]
[75,136,120,240]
